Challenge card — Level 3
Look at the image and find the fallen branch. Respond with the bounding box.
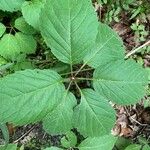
[125,40,150,58]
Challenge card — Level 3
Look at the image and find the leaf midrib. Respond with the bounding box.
[95,78,145,84]
[81,93,106,133]
[5,80,62,99]
[84,34,115,65]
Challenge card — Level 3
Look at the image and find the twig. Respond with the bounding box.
[124,107,149,127]
[125,40,150,58]
[130,116,148,126]
[13,126,35,144]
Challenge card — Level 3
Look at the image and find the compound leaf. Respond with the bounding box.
[40,0,99,64]
[73,89,115,137]
[84,23,125,68]
[0,69,65,125]
[43,92,76,134]
[78,134,117,150]
[0,0,25,12]
[93,60,148,105]
[21,0,46,30]
[0,23,6,37]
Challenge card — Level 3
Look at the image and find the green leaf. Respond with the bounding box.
[14,17,36,34]
[0,123,9,144]
[19,145,24,150]
[44,147,63,150]
[130,7,141,20]
[61,131,77,148]
[15,32,37,54]
[83,23,125,68]
[0,69,65,125]
[0,144,17,150]
[0,56,7,66]
[0,34,19,60]
[40,0,99,64]
[0,33,36,60]
[143,144,150,150]
[21,0,46,30]
[12,61,34,71]
[125,144,141,150]
[0,23,6,37]
[115,137,131,150]
[51,62,70,74]
[73,89,115,137]
[78,134,117,150]
[43,92,76,134]
[93,60,148,105]
[146,68,150,81]
[138,137,148,145]
[0,0,25,12]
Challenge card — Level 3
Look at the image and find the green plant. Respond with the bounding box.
[105,4,121,23]
[131,22,149,45]
[0,0,149,149]
[97,0,150,24]
[124,137,150,150]
[97,0,122,23]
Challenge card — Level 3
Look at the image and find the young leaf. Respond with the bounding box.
[93,60,148,105]
[78,134,117,150]
[0,144,17,150]
[61,131,77,148]
[15,32,37,54]
[0,0,25,12]
[0,69,65,125]
[43,92,76,134]
[83,23,125,68]
[21,0,46,30]
[14,17,36,34]
[73,89,115,137]
[0,34,19,60]
[0,23,6,37]
[0,33,36,60]
[40,0,99,64]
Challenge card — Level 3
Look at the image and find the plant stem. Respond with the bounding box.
[74,81,82,93]
[70,63,73,77]
[63,78,70,83]
[125,40,150,58]
[74,63,86,77]
[66,80,73,92]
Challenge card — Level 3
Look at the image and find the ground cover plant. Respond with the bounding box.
[0,0,149,149]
